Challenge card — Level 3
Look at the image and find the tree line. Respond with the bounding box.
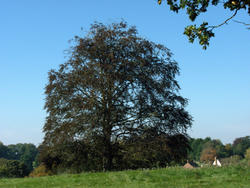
[189,136,250,164]
[0,142,38,177]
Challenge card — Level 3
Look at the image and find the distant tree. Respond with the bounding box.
[245,148,250,160]
[203,139,227,158]
[224,144,233,157]
[19,144,38,172]
[200,147,217,163]
[7,144,38,172]
[188,137,215,161]
[0,142,9,159]
[0,143,38,174]
[232,136,250,157]
[189,138,206,161]
[157,0,250,49]
[42,21,192,171]
[0,158,29,178]
[7,144,21,160]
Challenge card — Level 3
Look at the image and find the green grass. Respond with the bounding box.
[0,166,249,188]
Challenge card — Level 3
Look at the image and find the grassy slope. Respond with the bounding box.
[0,166,249,188]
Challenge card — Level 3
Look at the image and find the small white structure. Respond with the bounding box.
[213,157,222,167]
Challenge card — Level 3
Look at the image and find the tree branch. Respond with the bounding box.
[76,86,102,104]
[233,20,250,29]
[209,9,239,30]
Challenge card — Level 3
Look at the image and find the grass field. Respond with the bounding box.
[0,165,249,188]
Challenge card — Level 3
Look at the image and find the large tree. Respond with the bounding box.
[43,21,192,171]
[157,0,250,49]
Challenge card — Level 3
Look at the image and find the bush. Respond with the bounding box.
[221,155,242,166]
[245,148,250,161]
[29,164,52,177]
[0,158,29,178]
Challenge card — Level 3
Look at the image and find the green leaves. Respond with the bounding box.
[157,0,250,49]
[184,22,215,49]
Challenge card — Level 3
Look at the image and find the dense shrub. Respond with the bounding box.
[29,164,52,177]
[221,155,242,166]
[245,148,250,161]
[0,158,29,178]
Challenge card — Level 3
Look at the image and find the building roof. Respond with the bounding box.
[183,161,199,169]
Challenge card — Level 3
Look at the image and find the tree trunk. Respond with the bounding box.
[103,137,113,171]
[102,92,113,171]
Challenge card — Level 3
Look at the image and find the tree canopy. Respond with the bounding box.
[232,136,250,157]
[200,147,217,162]
[42,21,192,171]
[157,0,250,49]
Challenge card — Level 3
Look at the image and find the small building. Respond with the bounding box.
[183,161,199,169]
[213,157,222,167]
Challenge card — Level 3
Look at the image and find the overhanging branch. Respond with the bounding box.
[209,9,239,30]
[233,19,250,29]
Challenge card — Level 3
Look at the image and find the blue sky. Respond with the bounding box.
[0,0,249,145]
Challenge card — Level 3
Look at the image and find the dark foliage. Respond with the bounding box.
[7,143,38,172]
[121,133,190,169]
[0,158,29,178]
[232,136,250,157]
[0,142,9,159]
[0,142,38,174]
[42,21,192,172]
